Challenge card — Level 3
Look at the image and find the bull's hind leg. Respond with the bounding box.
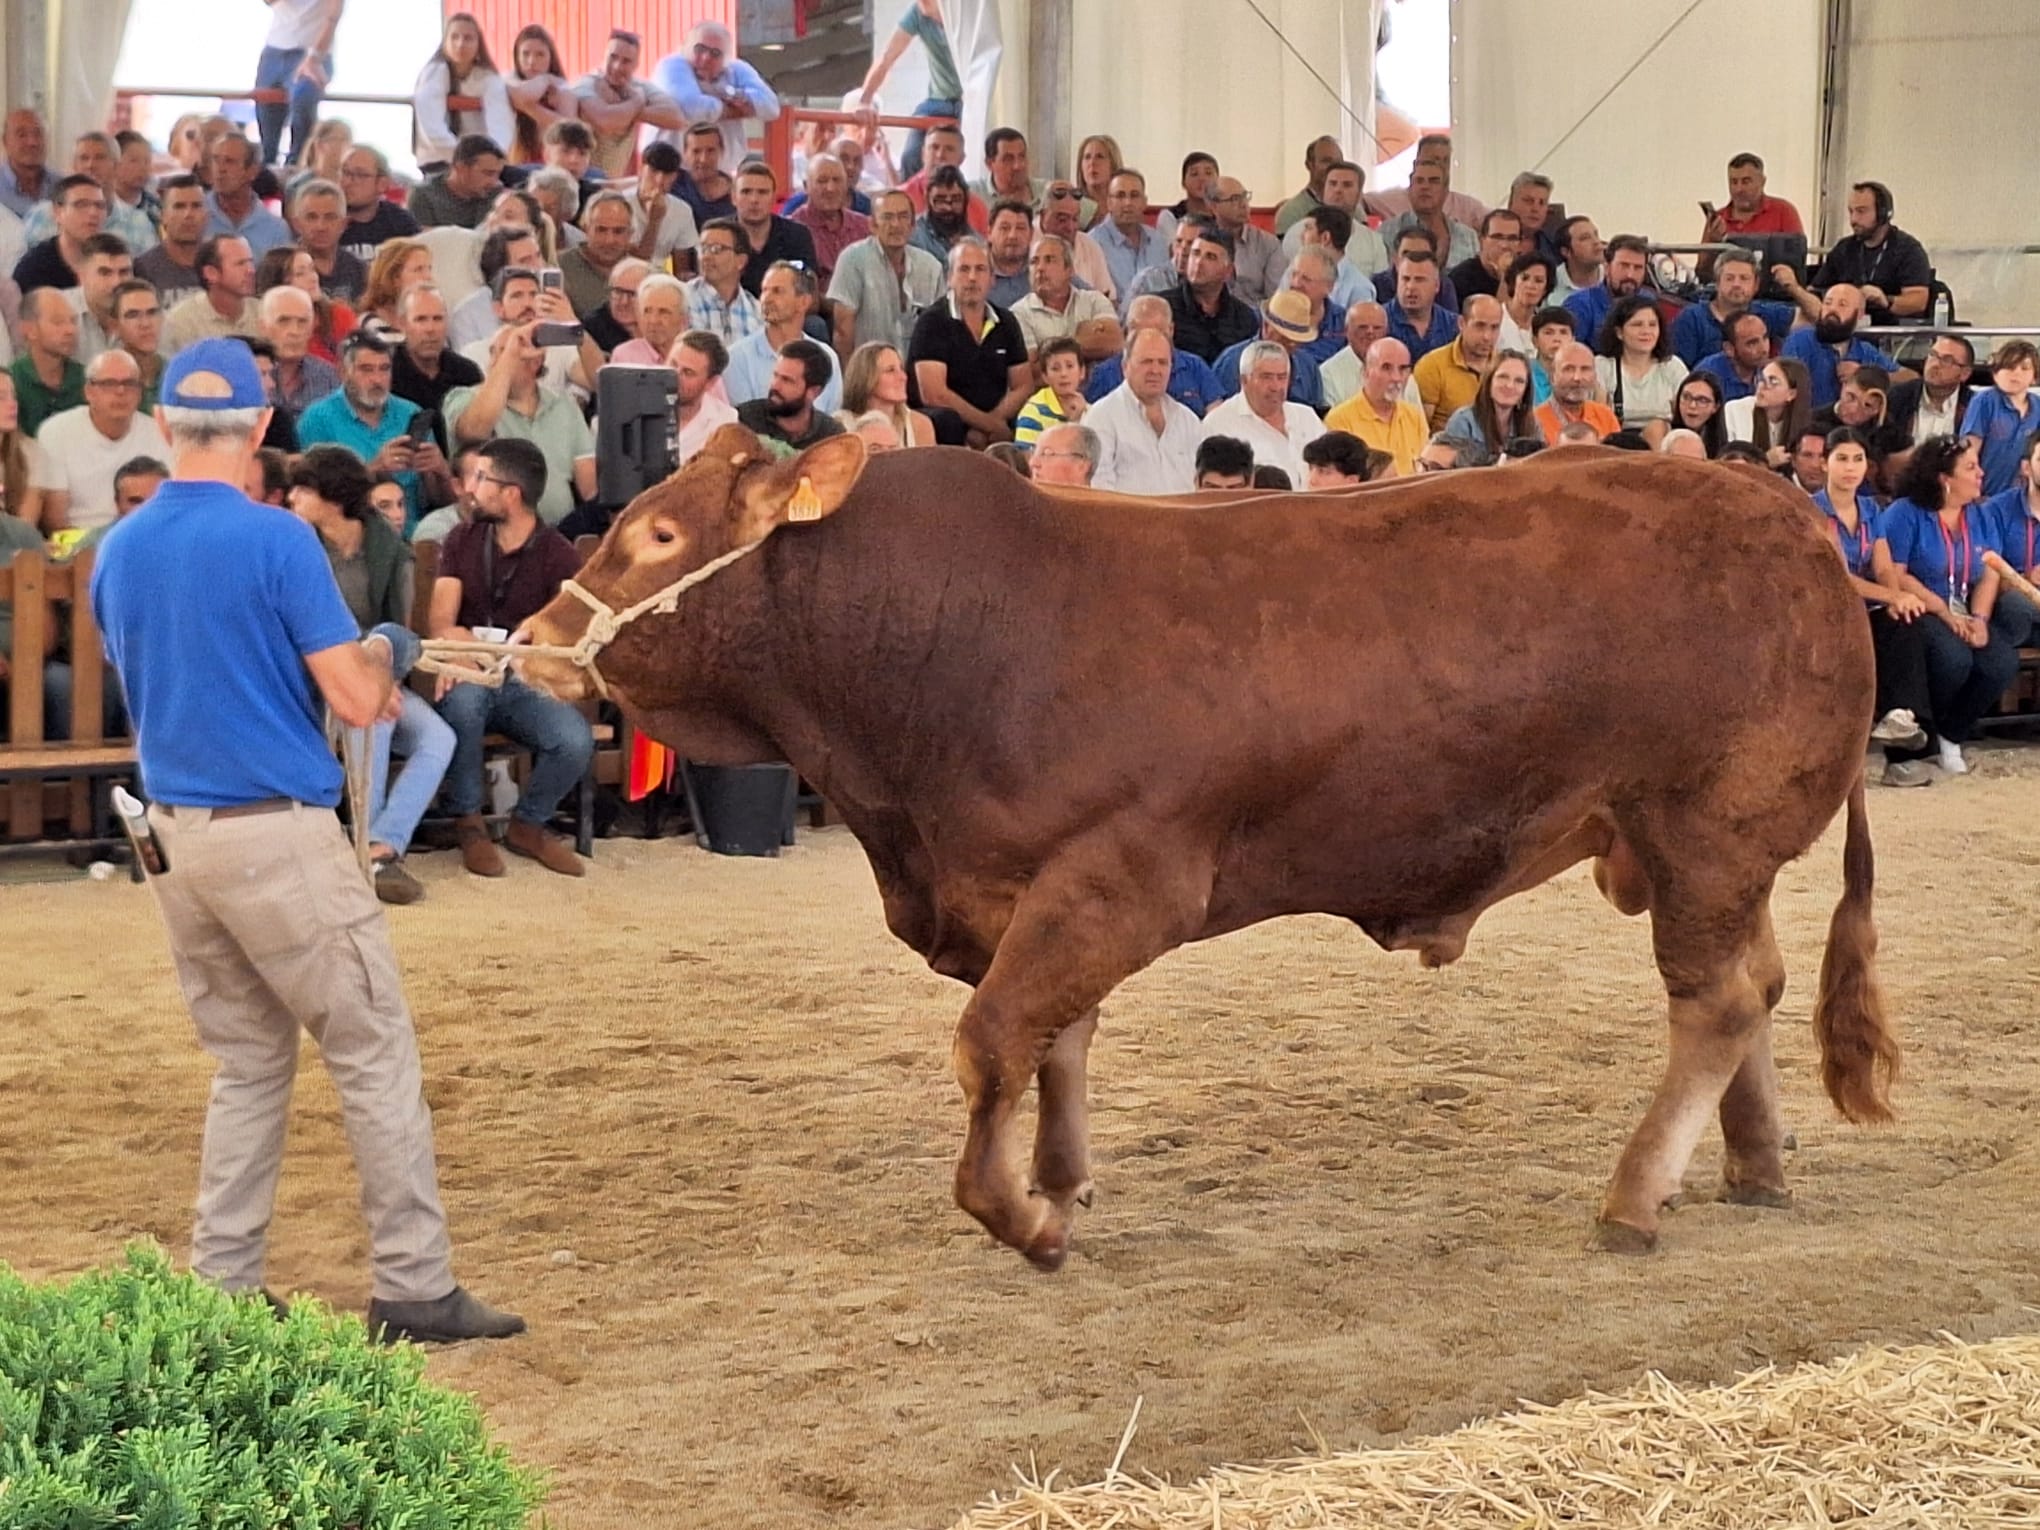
[1031,1008,1098,1214]
[1718,897,1791,1207]
[1595,889,1770,1253]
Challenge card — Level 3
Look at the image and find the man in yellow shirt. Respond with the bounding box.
[1414,293,1502,431]
[1325,338,1427,475]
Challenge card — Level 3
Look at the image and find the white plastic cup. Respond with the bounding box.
[472,625,509,644]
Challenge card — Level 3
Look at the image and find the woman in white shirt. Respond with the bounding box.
[412,13,515,175]
[1593,294,1688,446]
[1497,251,1554,358]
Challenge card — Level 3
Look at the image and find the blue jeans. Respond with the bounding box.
[254,45,329,166]
[368,689,455,856]
[899,96,961,181]
[41,661,128,741]
[435,675,593,826]
[1920,612,2020,743]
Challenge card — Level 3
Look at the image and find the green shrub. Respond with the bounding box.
[0,1244,545,1528]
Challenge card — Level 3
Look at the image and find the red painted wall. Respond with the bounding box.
[450,1,738,77]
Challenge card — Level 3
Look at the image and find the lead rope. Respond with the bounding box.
[334,717,375,884]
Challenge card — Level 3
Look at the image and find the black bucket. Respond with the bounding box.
[679,762,798,857]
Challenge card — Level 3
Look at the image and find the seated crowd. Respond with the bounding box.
[1,17,2034,860]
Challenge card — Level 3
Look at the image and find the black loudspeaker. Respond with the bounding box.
[594,365,680,508]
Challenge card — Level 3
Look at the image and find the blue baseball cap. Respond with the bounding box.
[159,338,268,410]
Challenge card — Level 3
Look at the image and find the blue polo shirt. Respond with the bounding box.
[1669,299,1796,368]
[91,480,358,808]
[1983,486,2039,573]
[1958,388,2040,497]
[1811,489,1883,579]
[1879,498,1997,606]
[1781,329,1888,412]
[1693,352,1757,403]
[1213,338,1323,408]
[202,190,293,260]
[1084,348,1223,415]
[1385,300,1459,363]
[1563,284,1619,348]
[295,390,424,522]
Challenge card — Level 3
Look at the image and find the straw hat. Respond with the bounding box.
[1262,289,1319,344]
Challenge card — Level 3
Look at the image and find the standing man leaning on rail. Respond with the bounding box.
[255,0,345,168]
[91,336,523,1346]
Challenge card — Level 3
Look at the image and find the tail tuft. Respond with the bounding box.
[1812,774,1901,1123]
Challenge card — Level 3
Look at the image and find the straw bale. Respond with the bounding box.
[951,1333,2040,1528]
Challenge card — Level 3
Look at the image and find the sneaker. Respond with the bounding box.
[1870,709,1928,749]
[372,856,425,905]
[505,818,585,877]
[367,1285,526,1345]
[1936,738,1968,776]
[1881,759,1933,788]
[455,814,505,877]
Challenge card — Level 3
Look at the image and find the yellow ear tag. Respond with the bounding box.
[787,476,824,522]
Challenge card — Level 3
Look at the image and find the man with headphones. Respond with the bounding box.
[1807,180,1932,327]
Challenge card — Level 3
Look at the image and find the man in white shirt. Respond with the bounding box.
[672,329,738,464]
[1010,236,1120,361]
[1088,328,1201,495]
[628,141,700,274]
[64,237,132,366]
[570,30,685,179]
[35,349,170,530]
[1200,341,1326,489]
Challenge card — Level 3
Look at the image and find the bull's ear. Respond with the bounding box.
[733,434,869,542]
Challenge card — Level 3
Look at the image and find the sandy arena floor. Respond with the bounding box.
[4,752,2039,1528]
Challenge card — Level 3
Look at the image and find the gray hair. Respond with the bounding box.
[1122,325,1173,364]
[582,189,634,226]
[947,234,990,274]
[1240,340,1290,375]
[1713,247,1761,278]
[259,284,313,322]
[85,348,140,382]
[1286,246,1338,284]
[639,273,686,305]
[805,153,843,186]
[610,256,653,284]
[1123,294,1172,332]
[1510,170,1554,197]
[1029,233,1070,264]
[1037,423,1099,472]
[1660,428,1707,455]
[159,404,266,448]
[397,282,446,317]
[290,176,343,212]
[529,167,581,219]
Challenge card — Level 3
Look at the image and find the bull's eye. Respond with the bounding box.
[652,527,677,545]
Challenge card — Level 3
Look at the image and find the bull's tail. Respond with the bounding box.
[1811,772,1900,1123]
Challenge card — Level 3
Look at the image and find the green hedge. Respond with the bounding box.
[0,1245,545,1528]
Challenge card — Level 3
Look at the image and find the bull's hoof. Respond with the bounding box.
[1030,1177,1096,1213]
[1591,1218,1659,1255]
[1721,1183,1793,1209]
[1019,1217,1071,1272]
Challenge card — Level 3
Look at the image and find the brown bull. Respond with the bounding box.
[515,427,1900,1270]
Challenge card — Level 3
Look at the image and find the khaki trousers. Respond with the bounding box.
[147,801,454,1302]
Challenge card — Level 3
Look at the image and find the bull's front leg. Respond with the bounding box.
[1031,1008,1098,1214]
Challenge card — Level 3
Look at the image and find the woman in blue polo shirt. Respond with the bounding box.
[1814,427,1934,786]
[1959,340,2039,496]
[1875,435,2018,776]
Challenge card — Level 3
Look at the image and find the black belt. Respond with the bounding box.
[158,798,296,819]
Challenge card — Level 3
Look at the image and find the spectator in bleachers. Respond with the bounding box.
[244,445,290,505]
[368,472,410,539]
[1805,181,1931,328]
[12,286,85,434]
[1375,227,1462,315]
[260,285,340,414]
[683,218,764,347]
[287,177,366,304]
[788,154,869,288]
[68,453,166,555]
[1660,429,1707,460]
[0,108,52,219]
[0,374,52,526]
[111,129,159,225]
[1379,159,1479,274]
[568,30,682,180]
[411,13,514,177]
[1011,234,1120,362]
[429,435,592,877]
[236,339,299,455]
[1983,428,2040,589]
[1594,294,1687,445]
[1036,180,1115,304]
[1415,293,1501,432]
[1506,171,1560,261]
[1526,304,1575,404]
[285,443,449,903]
[202,135,289,260]
[1562,233,1648,355]
[1812,426,1936,786]
[1196,176,1276,306]
[389,285,480,445]
[1072,135,1123,230]
[1317,299,1388,412]
[1090,169,1170,313]
[1125,217,1192,310]
[672,329,738,464]
[1012,335,1086,449]
[1274,136,1343,237]
[1281,159,1366,261]
[1531,341,1618,445]
[1819,363,1906,474]
[1293,207,1381,310]
[338,147,421,265]
[505,23,580,167]
[408,135,505,233]
[296,331,432,521]
[1780,284,1883,412]
[732,163,818,298]
[671,122,737,228]
[449,224,538,351]
[984,201,1036,310]
[35,349,169,532]
[735,340,847,451]
[1692,308,1770,404]
[1088,327,1200,495]
[1154,152,1221,245]
[1701,152,1804,245]
[24,133,153,255]
[1876,436,2015,776]
[1671,371,1726,457]
[973,127,1047,212]
[1548,215,1603,306]
[1324,338,1426,474]
[1275,249,1350,372]
[447,324,593,522]
[1163,225,1258,366]
[65,236,133,367]
[133,176,207,303]
[1724,355,1811,467]
[1301,429,1370,488]
[828,190,943,358]
[1437,348,1532,468]
[1669,249,1803,369]
[908,238,1029,446]
[655,21,778,173]
[1213,289,1322,408]
[1193,435,1254,489]
[287,118,351,198]
[609,273,686,366]
[1960,340,2040,498]
[1888,332,1976,455]
[620,142,697,274]
[1082,294,1222,416]
[1496,251,1553,360]
[840,340,936,449]
[1444,209,1521,303]
[107,280,164,403]
[898,123,986,232]
[1200,339,1326,489]
[1016,420,1091,487]
[557,192,634,323]
[12,173,107,296]
[908,165,976,266]
[1384,249,1458,364]
[1785,423,1829,493]
[726,262,842,413]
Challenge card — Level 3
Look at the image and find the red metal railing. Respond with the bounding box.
[761,105,955,191]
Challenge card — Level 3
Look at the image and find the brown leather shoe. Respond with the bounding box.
[455,814,505,877]
[505,818,584,876]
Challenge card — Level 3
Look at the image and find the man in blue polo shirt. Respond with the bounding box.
[1693,309,1773,403]
[1959,342,2040,497]
[1384,249,1458,363]
[1781,284,1886,412]
[1669,248,1805,368]
[91,337,521,1346]
[1562,233,1650,351]
[297,330,450,528]
[1083,293,1223,416]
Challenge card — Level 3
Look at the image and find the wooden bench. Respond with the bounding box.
[0,548,138,857]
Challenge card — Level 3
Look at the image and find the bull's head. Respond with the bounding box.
[515,424,868,704]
